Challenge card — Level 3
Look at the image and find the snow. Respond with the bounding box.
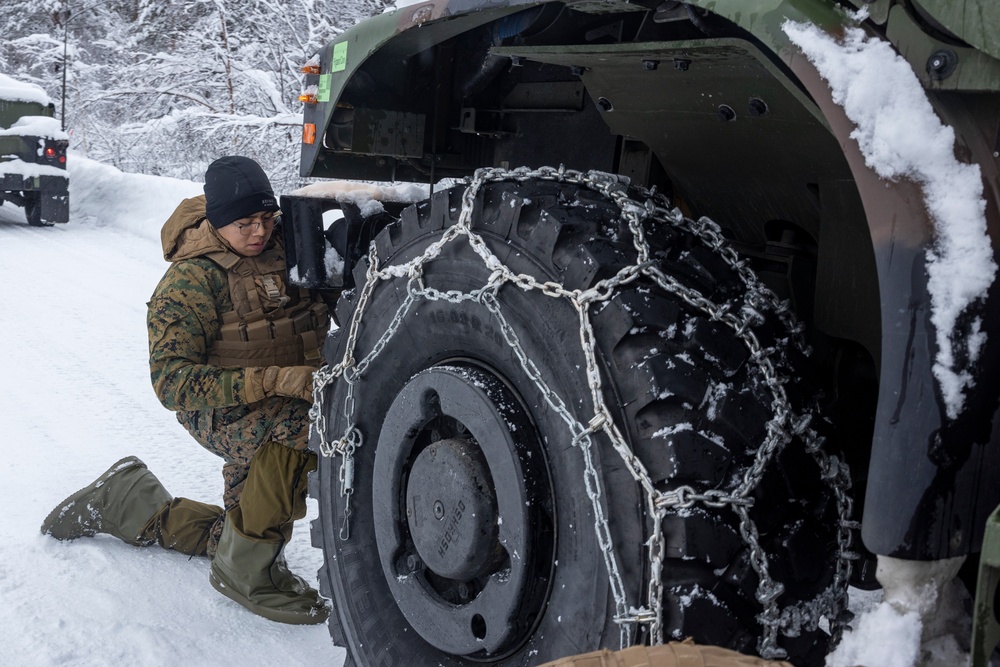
[783,20,997,420]
[0,115,67,139]
[830,557,975,667]
[391,0,428,10]
[288,179,434,254]
[291,179,430,208]
[0,71,51,105]
[651,422,692,439]
[68,154,202,237]
[0,158,68,179]
[828,601,923,667]
[325,244,345,280]
[0,154,342,667]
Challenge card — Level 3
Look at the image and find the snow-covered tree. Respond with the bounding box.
[1,0,391,189]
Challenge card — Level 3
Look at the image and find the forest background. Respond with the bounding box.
[1,0,392,191]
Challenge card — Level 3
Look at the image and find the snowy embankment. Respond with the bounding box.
[0,154,341,667]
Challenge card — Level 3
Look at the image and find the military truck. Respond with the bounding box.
[280,1,1000,665]
[0,73,69,227]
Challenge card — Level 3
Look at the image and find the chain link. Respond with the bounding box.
[309,165,854,658]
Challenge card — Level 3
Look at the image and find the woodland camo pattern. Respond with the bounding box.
[148,198,316,548]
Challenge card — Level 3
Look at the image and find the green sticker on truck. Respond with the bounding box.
[317,74,331,103]
[332,42,348,72]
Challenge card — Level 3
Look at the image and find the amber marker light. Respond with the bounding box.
[302,123,316,144]
[301,63,321,75]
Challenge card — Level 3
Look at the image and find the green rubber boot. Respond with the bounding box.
[271,521,313,596]
[40,456,171,545]
[209,511,329,625]
[209,441,328,624]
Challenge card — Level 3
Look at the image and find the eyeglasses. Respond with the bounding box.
[233,211,280,237]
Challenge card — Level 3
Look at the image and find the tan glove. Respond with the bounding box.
[244,366,315,403]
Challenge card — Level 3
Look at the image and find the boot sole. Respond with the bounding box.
[209,571,330,626]
[40,456,146,539]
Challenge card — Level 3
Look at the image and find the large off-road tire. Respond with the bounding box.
[311,178,839,666]
[24,192,43,226]
[23,192,53,227]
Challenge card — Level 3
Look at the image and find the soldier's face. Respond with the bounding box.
[217,210,276,257]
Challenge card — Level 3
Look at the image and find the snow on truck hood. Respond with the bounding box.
[291,180,430,204]
[0,159,68,179]
[783,18,997,420]
[0,115,68,140]
[291,180,432,219]
[0,72,51,106]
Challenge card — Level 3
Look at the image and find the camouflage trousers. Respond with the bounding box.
[171,395,312,556]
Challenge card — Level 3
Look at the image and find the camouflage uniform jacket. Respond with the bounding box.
[148,194,328,512]
[147,196,326,418]
[147,194,324,417]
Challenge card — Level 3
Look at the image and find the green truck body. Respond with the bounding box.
[283,1,1000,664]
[1,75,69,226]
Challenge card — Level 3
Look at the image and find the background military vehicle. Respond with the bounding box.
[280,1,1000,665]
[0,73,69,227]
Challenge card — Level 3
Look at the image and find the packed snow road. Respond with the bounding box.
[0,157,342,667]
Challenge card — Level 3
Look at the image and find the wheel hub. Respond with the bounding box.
[373,364,553,658]
[406,437,500,581]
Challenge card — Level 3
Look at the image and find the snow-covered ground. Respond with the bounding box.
[0,154,341,667]
[0,155,978,667]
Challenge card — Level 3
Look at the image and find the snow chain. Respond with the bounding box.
[309,166,856,660]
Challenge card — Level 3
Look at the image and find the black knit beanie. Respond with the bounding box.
[204,156,279,229]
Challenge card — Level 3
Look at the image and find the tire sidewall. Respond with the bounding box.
[318,229,643,665]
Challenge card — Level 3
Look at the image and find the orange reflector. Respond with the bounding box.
[302,123,316,145]
[301,63,321,74]
[298,93,317,104]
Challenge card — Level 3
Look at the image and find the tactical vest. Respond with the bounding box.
[205,245,329,369]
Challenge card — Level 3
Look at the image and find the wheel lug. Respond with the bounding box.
[404,553,423,574]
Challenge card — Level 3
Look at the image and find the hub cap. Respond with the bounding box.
[373,364,553,657]
[406,438,501,581]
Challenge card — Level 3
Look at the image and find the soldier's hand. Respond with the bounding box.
[245,366,315,403]
[267,366,315,401]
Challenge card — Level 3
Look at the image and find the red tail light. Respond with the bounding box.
[45,146,56,157]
